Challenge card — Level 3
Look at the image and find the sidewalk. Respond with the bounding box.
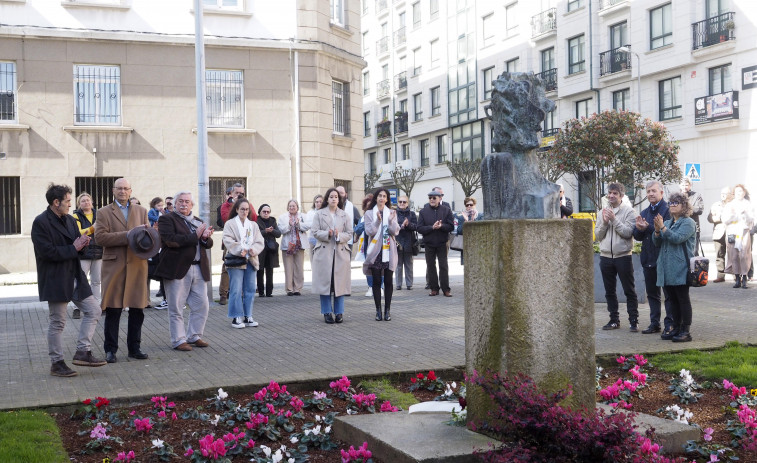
[2,247,756,411]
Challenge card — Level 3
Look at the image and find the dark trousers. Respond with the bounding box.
[257,267,274,296]
[103,307,145,354]
[371,268,394,310]
[664,285,692,327]
[643,266,672,329]
[714,237,726,279]
[599,255,638,324]
[425,245,449,292]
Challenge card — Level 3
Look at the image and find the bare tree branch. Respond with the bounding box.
[446,158,483,198]
[390,167,425,199]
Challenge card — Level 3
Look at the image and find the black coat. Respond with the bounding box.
[154,213,214,281]
[417,203,454,248]
[395,208,418,252]
[72,208,103,260]
[256,216,282,269]
[31,208,92,302]
[632,200,671,268]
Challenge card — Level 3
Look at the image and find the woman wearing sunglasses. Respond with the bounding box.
[454,197,482,265]
[652,192,696,342]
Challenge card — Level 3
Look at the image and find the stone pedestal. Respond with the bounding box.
[464,219,595,424]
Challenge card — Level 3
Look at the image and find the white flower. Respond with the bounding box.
[313,425,321,435]
[325,426,331,434]
[210,414,220,426]
[444,384,453,397]
[347,409,358,415]
[288,459,295,463]
[261,445,272,457]
[217,388,228,400]
[451,381,457,389]
[290,436,299,444]
[151,438,164,448]
[272,449,283,463]
[303,429,312,436]
[315,414,322,422]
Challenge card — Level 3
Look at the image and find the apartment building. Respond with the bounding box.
[0,0,365,272]
[361,0,757,231]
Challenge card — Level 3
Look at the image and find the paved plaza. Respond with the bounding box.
[2,247,756,410]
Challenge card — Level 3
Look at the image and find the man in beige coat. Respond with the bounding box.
[95,178,150,363]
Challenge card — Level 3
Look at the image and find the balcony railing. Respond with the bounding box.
[693,12,735,50]
[694,91,738,125]
[377,79,390,99]
[531,8,556,37]
[535,68,557,92]
[375,0,387,15]
[394,71,407,92]
[376,36,389,55]
[377,120,392,140]
[599,45,631,76]
[599,0,627,9]
[394,111,408,134]
[393,27,406,47]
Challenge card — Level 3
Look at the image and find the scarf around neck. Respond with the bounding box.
[367,205,390,263]
[234,216,255,250]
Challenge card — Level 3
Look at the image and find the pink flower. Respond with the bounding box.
[129,410,136,416]
[380,400,399,412]
[266,403,275,414]
[723,379,734,390]
[171,412,177,421]
[633,354,648,366]
[133,417,153,432]
[290,396,304,412]
[157,410,166,418]
[616,356,626,364]
[184,447,194,457]
[167,401,175,408]
[246,439,255,448]
[703,427,714,442]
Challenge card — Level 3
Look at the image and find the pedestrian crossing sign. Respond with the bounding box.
[685,163,701,181]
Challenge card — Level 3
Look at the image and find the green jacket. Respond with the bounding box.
[652,217,696,287]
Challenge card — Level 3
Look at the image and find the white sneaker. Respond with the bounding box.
[365,289,372,297]
[155,300,168,310]
[231,317,245,329]
[244,317,259,327]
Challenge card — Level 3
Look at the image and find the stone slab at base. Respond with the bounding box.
[464,219,595,421]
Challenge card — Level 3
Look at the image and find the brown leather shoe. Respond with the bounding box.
[713,277,726,283]
[429,290,439,296]
[174,342,193,351]
[190,339,209,348]
[443,291,452,297]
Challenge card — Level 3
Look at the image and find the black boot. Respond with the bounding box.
[661,325,679,340]
[375,308,382,321]
[742,275,749,289]
[734,277,742,288]
[384,308,391,321]
[672,325,692,342]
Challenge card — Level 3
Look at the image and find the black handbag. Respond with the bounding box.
[224,254,247,267]
[411,234,420,256]
[266,239,279,252]
[683,245,708,287]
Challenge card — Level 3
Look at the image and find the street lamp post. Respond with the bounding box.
[618,46,641,114]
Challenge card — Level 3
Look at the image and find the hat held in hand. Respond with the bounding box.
[127,227,161,259]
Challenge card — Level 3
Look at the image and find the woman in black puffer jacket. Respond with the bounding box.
[395,195,418,290]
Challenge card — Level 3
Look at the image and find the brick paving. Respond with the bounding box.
[2,248,756,410]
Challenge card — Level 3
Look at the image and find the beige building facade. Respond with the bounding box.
[0,0,365,273]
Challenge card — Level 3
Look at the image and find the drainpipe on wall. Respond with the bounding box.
[290,41,302,206]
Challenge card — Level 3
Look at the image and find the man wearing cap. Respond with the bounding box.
[155,191,214,351]
[417,190,455,296]
[31,183,108,377]
[95,178,153,363]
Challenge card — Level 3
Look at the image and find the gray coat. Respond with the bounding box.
[362,208,400,275]
[652,217,696,287]
[310,208,353,296]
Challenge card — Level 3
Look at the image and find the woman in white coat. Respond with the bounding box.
[723,184,753,288]
[363,188,400,321]
[311,188,353,324]
[278,199,310,296]
[222,199,264,329]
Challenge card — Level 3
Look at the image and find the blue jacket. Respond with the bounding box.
[652,217,696,287]
[632,200,670,268]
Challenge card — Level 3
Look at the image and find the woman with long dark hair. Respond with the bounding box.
[363,188,400,321]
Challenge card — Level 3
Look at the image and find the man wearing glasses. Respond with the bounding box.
[95,178,151,363]
[417,190,455,296]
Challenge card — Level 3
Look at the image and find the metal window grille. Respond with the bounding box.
[332,81,350,135]
[0,177,20,235]
[74,177,121,211]
[333,179,351,198]
[0,62,17,122]
[209,177,246,228]
[206,70,244,128]
[74,65,121,125]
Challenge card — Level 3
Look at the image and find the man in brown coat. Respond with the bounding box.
[95,178,150,363]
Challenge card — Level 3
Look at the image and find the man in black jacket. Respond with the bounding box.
[31,184,107,377]
[417,190,455,296]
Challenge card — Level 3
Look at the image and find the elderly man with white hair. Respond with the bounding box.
[155,191,214,351]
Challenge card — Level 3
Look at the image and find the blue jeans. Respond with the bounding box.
[228,263,256,319]
[320,295,344,314]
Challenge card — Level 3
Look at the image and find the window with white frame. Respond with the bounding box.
[412,2,421,28]
[568,35,585,74]
[431,86,441,116]
[369,152,376,174]
[74,64,121,125]
[709,63,732,95]
[383,147,392,164]
[381,105,390,121]
[330,0,345,26]
[613,88,630,110]
[0,62,17,122]
[332,80,350,135]
[567,0,582,12]
[420,139,430,167]
[483,67,494,100]
[505,3,518,36]
[482,13,495,47]
[506,58,519,73]
[430,39,440,68]
[659,76,682,120]
[206,69,244,128]
[650,3,672,50]
[362,31,370,55]
[575,98,591,118]
[412,47,422,76]
[543,108,556,133]
[430,0,439,20]
[363,71,370,96]
[401,143,410,160]
[364,111,371,136]
[437,134,447,163]
[413,93,423,121]
[203,0,242,10]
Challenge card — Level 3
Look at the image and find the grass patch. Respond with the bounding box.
[650,341,757,386]
[359,378,419,410]
[0,410,68,463]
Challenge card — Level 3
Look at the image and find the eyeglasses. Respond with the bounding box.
[261,210,271,214]
[398,200,407,204]
[238,207,250,211]
[669,201,680,206]
[465,203,473,207]
[428,196,437,200]
[114,187,131,191]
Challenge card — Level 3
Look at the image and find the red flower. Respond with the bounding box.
[95,397,110,408]
[416,373,425,379]
[410,378,417,383]
[82,398,92,405]
[427,371,437,381]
